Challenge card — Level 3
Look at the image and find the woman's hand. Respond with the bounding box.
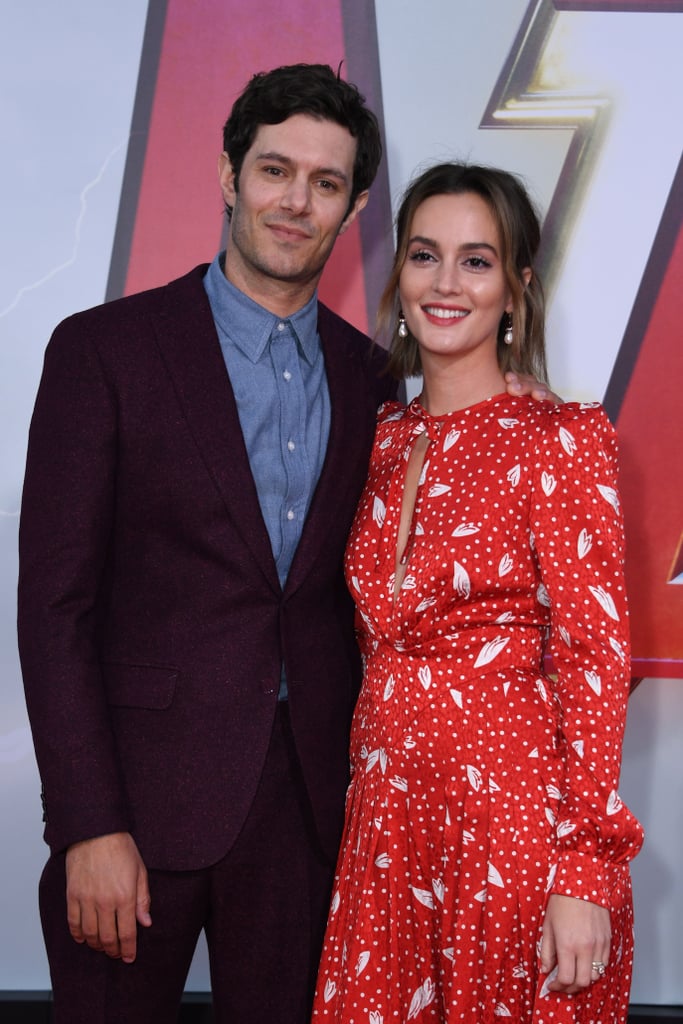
[540,893,611,993]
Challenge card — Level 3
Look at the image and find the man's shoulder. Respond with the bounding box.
[57,264,211,334]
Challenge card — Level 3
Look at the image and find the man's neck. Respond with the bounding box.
[223,259,319,319]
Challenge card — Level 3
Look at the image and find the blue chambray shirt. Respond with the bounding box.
[203,252,331,698]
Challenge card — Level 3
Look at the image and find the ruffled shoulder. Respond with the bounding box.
[376,399,408,424]
[534,400,618,460]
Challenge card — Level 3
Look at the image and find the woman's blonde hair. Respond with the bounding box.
[378,163,547,383]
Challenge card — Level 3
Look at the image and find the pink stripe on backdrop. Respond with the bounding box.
[124,0,371,332]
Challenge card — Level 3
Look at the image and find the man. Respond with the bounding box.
[18,63,550,1023]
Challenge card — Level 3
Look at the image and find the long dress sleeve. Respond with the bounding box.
[529,402,644,908]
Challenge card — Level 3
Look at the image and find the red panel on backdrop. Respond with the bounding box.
[118,0,377,333]
[612,207,683,678]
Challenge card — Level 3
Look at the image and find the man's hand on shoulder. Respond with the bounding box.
[65,831,152,963]
[505,371,562,405]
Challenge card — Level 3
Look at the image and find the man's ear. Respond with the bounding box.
[218,152,237,208]
[338,190,369,236]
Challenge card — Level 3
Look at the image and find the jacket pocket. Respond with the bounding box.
[103,662,178,709]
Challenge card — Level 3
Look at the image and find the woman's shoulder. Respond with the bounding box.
[527,399,619,463]
[376,399,409,424]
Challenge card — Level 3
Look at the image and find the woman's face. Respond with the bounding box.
[398,191,513,370]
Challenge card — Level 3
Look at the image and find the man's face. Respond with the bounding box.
[219,114,368,311]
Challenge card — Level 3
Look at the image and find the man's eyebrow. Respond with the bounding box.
[255,151,350,185]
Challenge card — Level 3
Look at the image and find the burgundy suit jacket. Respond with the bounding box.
[18,264,395,870]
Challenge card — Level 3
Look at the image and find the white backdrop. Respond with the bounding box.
[1,0,681,1004]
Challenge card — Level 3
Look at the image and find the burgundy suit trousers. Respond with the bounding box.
[39,704,335,1023]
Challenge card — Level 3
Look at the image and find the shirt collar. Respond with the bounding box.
[204,251,320,364]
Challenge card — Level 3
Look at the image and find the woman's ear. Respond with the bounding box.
[521,266,532,289]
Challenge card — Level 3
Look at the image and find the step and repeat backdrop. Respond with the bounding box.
[1,0,681,1005]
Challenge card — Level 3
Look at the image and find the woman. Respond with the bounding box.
[311,163,643,1022]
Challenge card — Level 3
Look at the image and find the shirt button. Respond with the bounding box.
[287,509,295,521]
[283,370,292,381]
[277,322,286,332]
[287,440,295,452]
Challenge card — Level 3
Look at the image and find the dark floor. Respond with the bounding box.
[0,995,681,1022]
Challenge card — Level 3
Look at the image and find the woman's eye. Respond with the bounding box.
[408,250,435,263]
[465,255,492,269]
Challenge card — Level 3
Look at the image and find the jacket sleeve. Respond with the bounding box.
[18,315,132,852]
[529,403,644,907]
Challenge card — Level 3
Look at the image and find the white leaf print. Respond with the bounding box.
[390,776,408,792]
[607,790,623,816]
[498,553,514,577]
[408,979,436,1020]
[351,575,361,592]
[546,784,562,800]
[496,611,514,624]
[384,409,404,422]
[330,890,340,915]
[545,807,556,828]
[443,947,455,962]
[559,625,572,647]
[507,464,521,487]
[370,1013,384,1024]
[449,688,463,708]
[498,418,519,429]
[415,521,425,536]
[503,680,511,696]
[432,879,445,903]
[487,863,505,888]
[383,675,395,701]
[473,635,510,668]
[535,679,547,703]
[372,495,386,527]
[610,636,626,661]
[324,978,336,1002]
[418,460,430,485]
[428,482,451,497]
[546,863,557,892]
[537,582,551,607]
[386,574,396,595]
[379,436,393,450]
[418,665,432,690]
[489,776,501,793]
[404,734,417,749]
[512,965,528,979]
[374,852,391,869]
[452,521,479,537]
[572,739,585,758]
[453,560,471,598]
[529,747,539,758]
[597,484,620,512]
[540,967,558,999]
[374,817,383,830]
[589,585,620,621]
[401,574,417,590]
[410,886,435,910]
[416,596,437,612]
[366,748,386,773]
[557,820,577,838]
[559,426,577,456]
[474,888,487,903]
[443,428,461,452]
[541,472,557,496]
[495,1004,513,1017]
[355,951,370,976]
[462,830,475,844]
[584,670,602,696]
[577,528,593,559]
[467,765,483,791]
[529,530,536,550]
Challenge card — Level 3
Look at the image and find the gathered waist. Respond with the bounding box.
[363,624,545,681]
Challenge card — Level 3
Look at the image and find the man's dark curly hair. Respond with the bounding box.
[222,63,382,218]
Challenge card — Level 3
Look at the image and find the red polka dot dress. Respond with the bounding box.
[311,394,643,1024]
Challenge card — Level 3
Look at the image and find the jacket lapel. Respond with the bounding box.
[285,305,375,595]
[153,267,280,593]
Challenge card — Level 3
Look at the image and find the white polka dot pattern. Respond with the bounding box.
[312,394,643,1023]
